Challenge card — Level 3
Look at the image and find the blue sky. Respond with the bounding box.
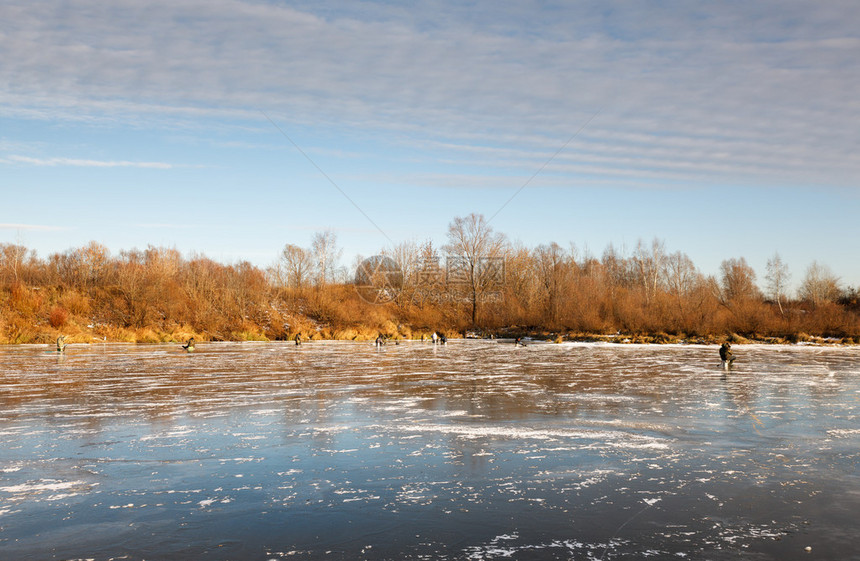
[2,0,859,290]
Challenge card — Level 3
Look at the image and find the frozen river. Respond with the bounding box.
[1,341,859,560]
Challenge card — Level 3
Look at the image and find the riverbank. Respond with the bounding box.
[4,322,857,347]
[3,260,858,347]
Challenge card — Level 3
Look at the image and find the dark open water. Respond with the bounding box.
[1,341,859,560]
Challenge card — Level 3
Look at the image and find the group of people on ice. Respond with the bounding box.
[56,332,738,369]
[375,331,447,347]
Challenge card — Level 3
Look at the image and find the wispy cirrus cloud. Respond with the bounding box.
[0,223,68,231]
[135,223,194,229]
[1,0,859,190]
[2,155,178,169]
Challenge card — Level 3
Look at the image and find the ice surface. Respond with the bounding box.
[1,341,859,559]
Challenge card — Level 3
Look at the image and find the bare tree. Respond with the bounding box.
[533,242,572,325]
[504,242,540,323]
[765,252,791,317]
[601,243,634,291]
[382,240,422,307]
[0,243,31,285]
[664,250,698,314]
[798,261,841,308]
[719,257,761,303]
[633,238,667,306]
[310,230,343,288]
[51,241,111,290]
[444,213,507,326]
[412,241,440,304]
[144,246,182,275]
[114,249,151,327]
[274,244,313,290]
[227,261,267,322]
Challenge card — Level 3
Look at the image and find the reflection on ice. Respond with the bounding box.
[1,341,859,559]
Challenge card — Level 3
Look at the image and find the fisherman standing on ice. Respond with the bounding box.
[719,341,734,368]
[431,332,438,345]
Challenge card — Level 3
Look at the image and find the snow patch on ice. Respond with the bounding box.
[378,423,671,450]
[827,429,860,438]
[0,479,96,494]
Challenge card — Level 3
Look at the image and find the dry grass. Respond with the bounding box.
[1,240,859,345]
[231,324,269,341]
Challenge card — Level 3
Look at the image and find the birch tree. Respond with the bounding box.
[765,252,790,317]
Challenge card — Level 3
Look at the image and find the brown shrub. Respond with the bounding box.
[49,306,69,328]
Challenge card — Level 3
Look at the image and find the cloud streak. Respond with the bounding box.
[1,0,858,190]
[4,155,176,169]
[0,223,68,231]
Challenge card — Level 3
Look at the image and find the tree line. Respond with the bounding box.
[2,214,858,345]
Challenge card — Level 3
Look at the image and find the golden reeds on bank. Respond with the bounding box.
[1,240,859,346]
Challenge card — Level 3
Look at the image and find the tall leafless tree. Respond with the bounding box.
[765,252,791,317]
[0,243,31,285]
[719,257,761,303]
[274,244,313,290]
[798,261,841,308]
[444,213,507,326]
[533,242,572,326]
[633,238,667,306]
[664,250,698,315]
[310,230,343,288]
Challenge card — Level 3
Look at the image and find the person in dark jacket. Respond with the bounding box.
[719,341,734,368]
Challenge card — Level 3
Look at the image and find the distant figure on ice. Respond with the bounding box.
[182,337,195,352]
[719,341,734,368]
[431,332,438,345]
[439,334,447,345]
[56,335,66,352]
[515,337,526,347]
[375,334,385,347]
[294,333,302,346]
